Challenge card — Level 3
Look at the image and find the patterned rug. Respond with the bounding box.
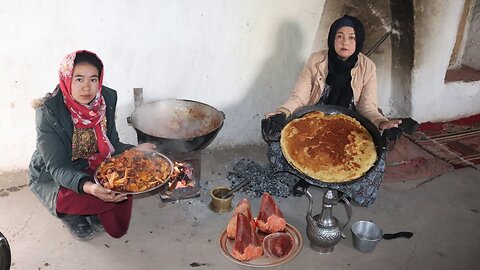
[384,137,453,183]
[408,114,480,168]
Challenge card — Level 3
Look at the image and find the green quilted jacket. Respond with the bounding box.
[28,86,132,216]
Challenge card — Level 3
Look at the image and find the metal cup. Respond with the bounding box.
[209,186,233,213]
[351,221,383,253]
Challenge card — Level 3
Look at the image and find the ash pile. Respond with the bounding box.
[227,158,299,198]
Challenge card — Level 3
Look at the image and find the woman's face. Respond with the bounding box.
[334,26,356,60]
[71,62,99,105]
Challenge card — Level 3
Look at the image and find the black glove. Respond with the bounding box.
[261,113,286,142]
[382,117,419,144]
[398,117,419,135]
[382,127,402,143]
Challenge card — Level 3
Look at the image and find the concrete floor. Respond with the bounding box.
[1,145,479,270]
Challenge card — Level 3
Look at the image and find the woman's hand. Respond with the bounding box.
[132,143,156,152]
[379,119,402,131]
[83,181,127,203]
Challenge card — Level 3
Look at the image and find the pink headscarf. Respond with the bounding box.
[58,50,114,170]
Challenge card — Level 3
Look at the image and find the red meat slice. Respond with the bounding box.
[226,199,256,239]
[256,192,286,233]
[264,233,294,257]
[232,213,263,261]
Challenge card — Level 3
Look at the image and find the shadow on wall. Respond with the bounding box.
[116,101,137,146]
[389,0,414,117]
[218,21,305,146]
[116,21,305,149]
[312,0,392,53]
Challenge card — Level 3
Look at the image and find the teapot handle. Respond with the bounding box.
[339,196,352,238]
[292,179,310,196]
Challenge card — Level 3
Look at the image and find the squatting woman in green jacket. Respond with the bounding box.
[29,50,154,241]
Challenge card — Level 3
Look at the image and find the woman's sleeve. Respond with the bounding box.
[356,61,388,128]
[277,54,318,116]
[35,108,90,192]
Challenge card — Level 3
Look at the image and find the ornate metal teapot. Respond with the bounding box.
[305,189,352,253]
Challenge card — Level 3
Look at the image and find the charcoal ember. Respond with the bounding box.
[267,142,289,173]
[227,158,298,198]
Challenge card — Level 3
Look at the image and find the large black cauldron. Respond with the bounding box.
[128,99,224,154]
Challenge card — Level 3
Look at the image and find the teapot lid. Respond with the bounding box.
[323,189,338,205]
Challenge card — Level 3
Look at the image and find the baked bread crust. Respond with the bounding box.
[280,111,377,182]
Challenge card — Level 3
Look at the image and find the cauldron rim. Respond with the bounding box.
[129,99,224,153]
[130,98,225,140]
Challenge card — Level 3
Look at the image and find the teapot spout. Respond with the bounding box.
[305,190,316,225]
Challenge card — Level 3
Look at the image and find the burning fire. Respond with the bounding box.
[169,161,195,190]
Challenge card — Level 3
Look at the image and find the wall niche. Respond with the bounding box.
[445,0,480,83]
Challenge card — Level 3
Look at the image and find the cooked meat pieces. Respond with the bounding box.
[232,213,263,261]
[256,192,286,233]
[227,199,256,239]
[96,149,171,192]
[264,233,294,257]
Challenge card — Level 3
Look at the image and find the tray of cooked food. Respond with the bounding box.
[218,192,303,267]
[94,149,173,194]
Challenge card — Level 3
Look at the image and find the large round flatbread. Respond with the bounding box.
[280,111,377,183]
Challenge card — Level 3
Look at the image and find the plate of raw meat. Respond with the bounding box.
[218,193,303,267]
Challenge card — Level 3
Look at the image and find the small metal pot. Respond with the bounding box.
[351,221,414,253]
[351,221,383,253]
[209,187,233,213]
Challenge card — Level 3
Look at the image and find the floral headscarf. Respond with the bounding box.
[58,50,114,170]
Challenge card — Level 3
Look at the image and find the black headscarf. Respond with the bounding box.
[323,15,365,108]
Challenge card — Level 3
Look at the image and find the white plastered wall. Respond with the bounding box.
[411,0,480,122]
[462,0,480,70]
[2,0,480,172]
[0,0,325,171]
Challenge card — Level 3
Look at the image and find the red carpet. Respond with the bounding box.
[408,114,480,168]
[384,137,453,183]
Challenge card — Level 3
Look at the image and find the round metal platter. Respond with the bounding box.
[94,151,173,195]
[218,223,303,268]
[280,105,384,185]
